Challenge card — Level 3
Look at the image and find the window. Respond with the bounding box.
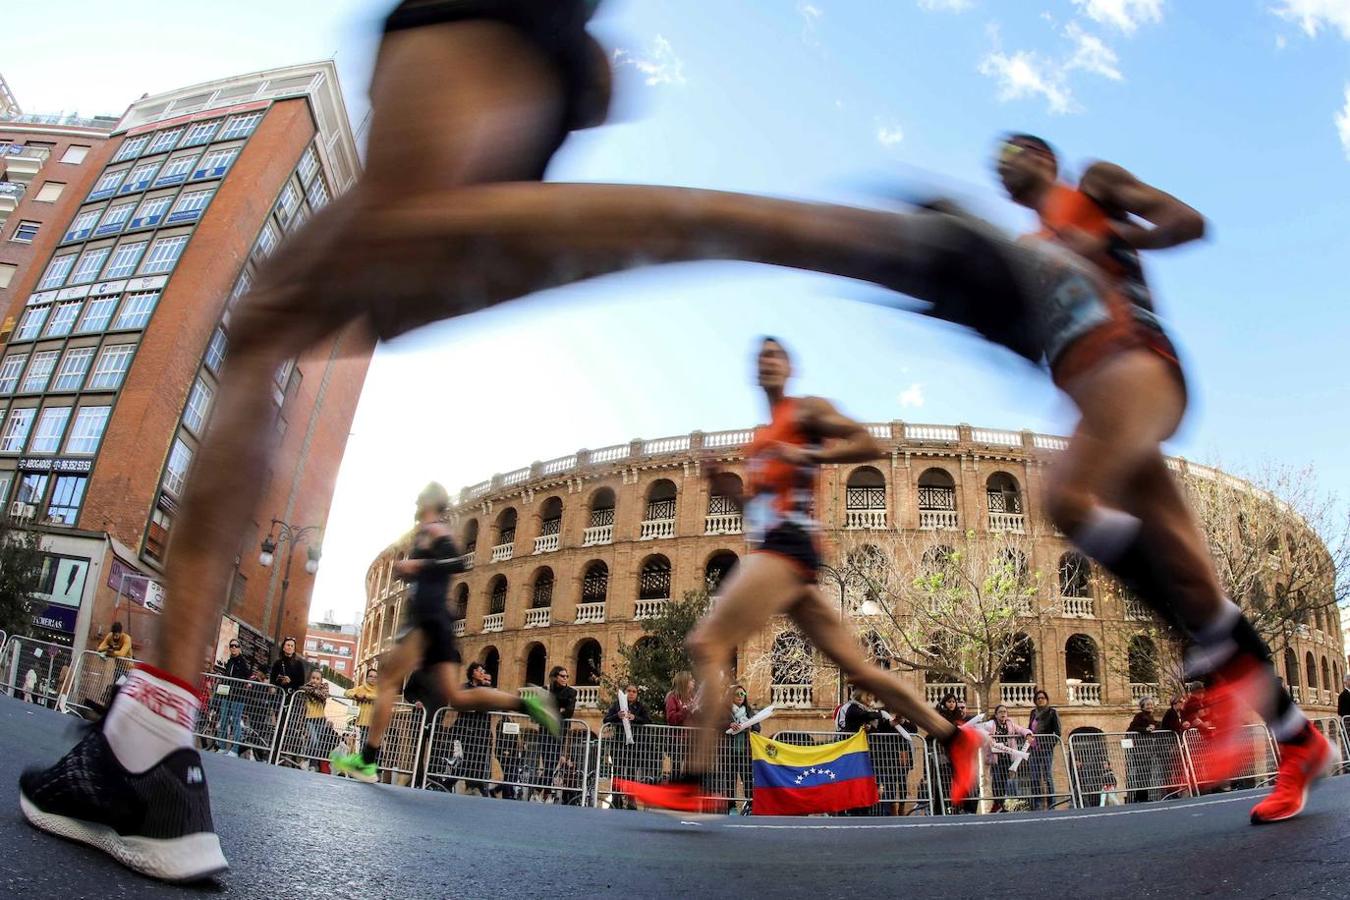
[87,169,127,200]
[305,176,328,210]
[0,408,36,453]
[305,639,317,651]
[88,344,135,389]
[28,406,71,453]
[52,347,94,391]
[68,247,112,285]
[140,236,187,274]
[219,112,263,140]
[14,307,50,341]
[35,182,65,203]
[37,255,77,291]
[227,270,252,312]
[42,301,82,338]
[0,354,27,393]
[146,129,182,155]
[118,161,162,194]
[64,209,101,242]
[11,220,39,243]
[154,152,199,186]
[15,472,47,507]
[167,189,213,224]
[335,660,347,673]
[65,405,110,454]
[96,201,137,235]
[46,475,87,525]
[76,296,117,333]
[20,351,60,392]
[103,242,148,279]
[112,135,149,162]
[60,145,91,164]
[183,377,213,433]
[275,182,300,225]
[163,438,193,495]
[204,327,227,373]
[180,120,221,148]
[254,222,278,258]
[0,264,15,290]
[129,195,172,229]
[0,474,9,507]
[192,147,238,180]
[297,145,319,183]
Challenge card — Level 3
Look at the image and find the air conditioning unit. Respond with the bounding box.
[9,501,35,520]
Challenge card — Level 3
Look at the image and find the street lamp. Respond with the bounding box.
[818,562,884,705]
[258,518,322,652]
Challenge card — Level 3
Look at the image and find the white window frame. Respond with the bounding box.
[76,296,118,334]
[42,301,83,338]
[68,247,112,285]
[11,220,40,243]
[87,344,136,390]
[276,182,300,224]
[112,291,160,330]
[37,255,77,291]
[64,209,101,242]
[34,182,65,203]
[183,377,214,434]
[155,152,199,184]
[120,160,162,192]
[181,120,221,147]
[52,347,95,391]
[254,222,278,258]
[0,407,36,454]
[60,145,91,164]
[20,351,60,393]
[163,438,193,495]
[28,406,72,454]
[146,129,183,155]
[205,328,227,374]
[0,354,28,394]
[14,307,50,341]
[112,135,150,162]
[194,147,239,179]
[130,195,173,228]
[219,112,263,141]
[298,146,319,183]
[170,189,214,219]
[305,177,329,210]
[99,201,137,229]
[103,242,149,279]
[65,406,111,455]
[88,169,127,198]
[140,235,188,274]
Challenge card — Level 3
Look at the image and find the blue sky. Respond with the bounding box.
[8,1,1350,625]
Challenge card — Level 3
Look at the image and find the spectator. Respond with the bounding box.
[1159,696,1189,733]
[719,684,760,815]
[1181,686,1215,735]
[269,637,305,694]
[216,639,252,756]
[296,669,331,772]
[604,684,651,809]
[348,669,378,749]
[1339,675,1350,718]
[1126,696,1160,804]
[979,704,1033,812]
[872,708,917,817]
[1026,688,1062,811]
[936,692,962,725]
[839,687,886,734]
[664,671,697,726]
[934,693,965,814]
[97,621,133,659]
[542,665,581,803]
[441,662,492,797]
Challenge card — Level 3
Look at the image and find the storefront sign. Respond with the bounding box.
[32,604,78,634]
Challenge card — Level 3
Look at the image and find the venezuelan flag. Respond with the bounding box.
[750,731,879,816]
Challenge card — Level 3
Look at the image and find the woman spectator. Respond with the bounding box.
[297,669,331,772]
[874,709,918,816]
[348,669,378,750]
[719,684,759,814]
[934,693,966,813]
[1158,696,1189,733]
[664,671,698,779]
[978,704,1033,812]
[1126,696,1160,803]
[1026,689,1062,810]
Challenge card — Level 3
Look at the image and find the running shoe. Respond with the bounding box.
[1188,654,1267,786]
[1250,725,1335,824]
[19,727,227,883]
[946,724,986,806]
[329,749,378,783]
[519,692,562,737]
[613,774,704,813]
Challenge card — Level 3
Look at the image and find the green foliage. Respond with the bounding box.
[0,520,43,640]
[320,665,353,690]
[604,589,710,722]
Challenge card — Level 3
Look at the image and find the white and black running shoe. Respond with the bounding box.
[19,727,227,883]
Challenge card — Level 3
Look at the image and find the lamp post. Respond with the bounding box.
[259,518,322,653]
[818,561,883,706]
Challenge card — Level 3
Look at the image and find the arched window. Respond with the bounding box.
[705,551,739,594]
[1283,648,1299,691]
[986,472,1024,533]
[452,583,469,619]
[581,561,609,604]
[462,519,479,556]
[707,474,743,535]
[575,639,603,687]
[1065,634,1099,683]
[917,468,958,530]
[1059,552,1091,597]
[638,555,672,601]
[493,508,517,560]
[584,487,616,545]
[1321,657,1331,701]
[845,466,887,529]
[524,642,547,687]
[1305,651,1317,692]
[1000,633,1035,684]
[1128,636,1159,685]
[530,567,554,608]
[643,479,677,524]
[772,630,814,685]
[535,496,563,553]
[488,575,508,615]
[481,647,500,685]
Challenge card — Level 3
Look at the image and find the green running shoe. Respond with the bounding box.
[519,692,562,737]
[329,749,378,783]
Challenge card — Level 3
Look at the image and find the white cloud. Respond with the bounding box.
[612,35,687,87]
[1071,0,1164,34]
[1336,85,1350,159]
[918,0,973,11]
[797,1,824,46]
[898,383,926,408]
[875,119,905,146]
[1065,22,1123,80]
[979,47,1076,114]
[1273,0,1350,39]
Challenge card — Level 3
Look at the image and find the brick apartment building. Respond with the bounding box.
[304,616,360,681]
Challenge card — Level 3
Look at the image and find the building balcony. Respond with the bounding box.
[483,612,504,633]
[524,607,551,629]
[634,598,668,620]
[988,511,1026,533]
[925,683,967,705]
[490,543,513,563]
[1124,599,1150,621]
[918,509,959,530]
[533,533,559,554]
[770,684,813,708]
[461,551,475,570]
[704,513,742,535]
[1130,683,1158,703]
[1,152,43,184]
[582,524,613,546]
[1061,596,1095,618]
[575,686,600,709]
[574,602,606,624]
[844,508,887,530]
[452,620,466,637]
[1066,681,1101,705]
[639,518,675,540]
[1000,683,1036,706]
[1290,685,1302,704]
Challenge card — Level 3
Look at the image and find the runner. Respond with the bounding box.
[328,483,559,784]
[617,337,985,813]
[991,133,1333,823]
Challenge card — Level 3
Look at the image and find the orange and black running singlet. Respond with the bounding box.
[742,398,822,578]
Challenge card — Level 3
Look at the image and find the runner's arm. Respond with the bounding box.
[1080,161,1206,251]
[799,397,883,464]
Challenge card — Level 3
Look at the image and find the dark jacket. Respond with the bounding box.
[269,654,305,693]
[1159,708,1187,733]
[842,701,886,734]
[448,681,490,740]
[1339,689,1350,718]
[1028,705,1062,737]
[221,655,252,683]
[603,698,651,727]
[1127,711,1158,734]
[551,683,577,721]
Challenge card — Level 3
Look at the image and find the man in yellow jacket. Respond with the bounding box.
[348,669,378,748]
[96,622,133,659]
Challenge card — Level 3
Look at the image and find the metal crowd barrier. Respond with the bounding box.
[0,631,7,656]
[1343,717,1350,771]
[594,723,748,812]
[0,636,75,707]
[60,650,136,716]
[1068,731,1192,806]
[274,691,426,783]
[775,731,933,816]
[1182,724,1278,793]
[924,731,1073,814]
[196,673,288,760]
[425,709,592,804]
[1310,717,1349,776]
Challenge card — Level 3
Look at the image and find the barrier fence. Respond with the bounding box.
[594,723,760,812]
[60,650,136,717]
[424,710,591,803]
[274,691,425,783]
[1183,724,1278,793]
[936,732,1075,814]
[196,674,288,760]
[0,636,75,707]
[1068,731,1193,807]
[1311,717,1349,776]
[775,731,933,816]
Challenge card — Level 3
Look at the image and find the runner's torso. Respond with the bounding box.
[410,525,457,619]
[742,397,818,544]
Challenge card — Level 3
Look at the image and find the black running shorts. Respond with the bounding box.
[754,522,821,582]
[399,609,463,667]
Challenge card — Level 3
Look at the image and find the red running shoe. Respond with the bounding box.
[1191,655,1266,786]
[613,777,704,813]
[947,724,986,807]
[1250,726,1335,825]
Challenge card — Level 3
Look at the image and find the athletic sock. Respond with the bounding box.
[360,742,380,765]
[102,664,200,773]
[1187,606,1310,742]
[1069,509,1183,626]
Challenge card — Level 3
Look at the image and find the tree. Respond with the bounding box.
[605,589,710,721]
[0,518,43,640]
[835,529,1053,712]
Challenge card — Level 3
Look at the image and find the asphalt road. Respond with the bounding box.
[1,696,1346,899]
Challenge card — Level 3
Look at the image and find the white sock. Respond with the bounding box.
[103,666,200,774]
[1270,705,1309,744]
[1070,508,1141,566]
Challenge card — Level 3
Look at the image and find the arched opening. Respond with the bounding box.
[575,639,602,687]
[917,468,957,530]
[1059,552,1091,597]
[1283,648,1300,692]
[1128,635,1159,685]
[584,487,616,545]
[1001,633,1035,684]
[488,575,508,615]
[524,642,547,687]
[638,554,672,601]
[452,583,469,619]
[493,508,517,559]
[704,550,739,594]
[642,479,678,526]
[481,646,500,686]
[845,466,887,529]
[986,471,1024,531]
[462,519,479,556]
[580,560,608,605]
[535,496,563,552]
[1305,651,1317,693]
[530,566,554,608]
[707,474,743,534]
[996,547,1032,613]
[1321,657,1331,700]
[771,629,814,707]
[1065,634,1099,684]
